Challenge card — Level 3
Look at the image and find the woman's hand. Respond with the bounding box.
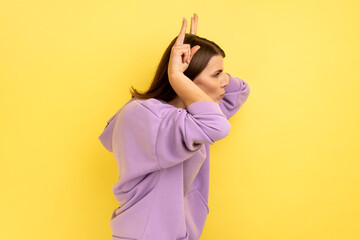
[168,15,201,77]
[166,14,214,106]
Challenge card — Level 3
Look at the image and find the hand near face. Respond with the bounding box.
[168,14,201,76]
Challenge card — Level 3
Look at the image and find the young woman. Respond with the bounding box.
[99,13,250,240]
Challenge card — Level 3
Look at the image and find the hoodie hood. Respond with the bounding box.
[98,98,135,152]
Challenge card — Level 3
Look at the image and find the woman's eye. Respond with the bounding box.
[214,73,220,77]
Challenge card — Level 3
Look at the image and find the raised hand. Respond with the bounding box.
[168,16,201,77]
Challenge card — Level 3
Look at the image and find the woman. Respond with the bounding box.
[99,13,250,240]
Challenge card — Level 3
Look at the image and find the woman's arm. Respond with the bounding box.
[169,72,214,107]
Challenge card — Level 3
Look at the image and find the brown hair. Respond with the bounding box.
[129,33,226,102]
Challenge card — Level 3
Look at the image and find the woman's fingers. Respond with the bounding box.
[194,13,198,34]
[189,45,200,62]
[189,48,191,64]
[168,15,201,75]
[175,45,200,65]
[172,45,188,62]
[190,13,198,35]
[190,16,194,34]
[175,18,187,46]
[173,44,192,64]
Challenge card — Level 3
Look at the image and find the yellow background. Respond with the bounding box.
[1,0,359,239]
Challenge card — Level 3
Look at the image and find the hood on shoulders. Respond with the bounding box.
[98,97,183,152]
[98,98,135,152]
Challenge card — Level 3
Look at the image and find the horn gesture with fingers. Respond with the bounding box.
[168,14,201,77]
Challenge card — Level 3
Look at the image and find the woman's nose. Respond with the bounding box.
[221,74,230,88]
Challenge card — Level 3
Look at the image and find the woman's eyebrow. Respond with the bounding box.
[213,69,223,74]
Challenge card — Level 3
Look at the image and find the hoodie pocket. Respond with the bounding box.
[176,229,189,240]
[185,189,209,213]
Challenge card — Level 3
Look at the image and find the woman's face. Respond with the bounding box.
[193,55,229,104]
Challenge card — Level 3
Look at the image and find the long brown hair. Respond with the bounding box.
[129,33,226,102]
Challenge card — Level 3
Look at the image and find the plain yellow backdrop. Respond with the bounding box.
[1,0,359,239]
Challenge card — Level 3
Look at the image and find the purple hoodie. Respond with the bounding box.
[99,73,250,240]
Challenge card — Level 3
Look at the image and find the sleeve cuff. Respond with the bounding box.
[224,72,242,93]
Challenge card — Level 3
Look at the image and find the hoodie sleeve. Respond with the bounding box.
[219,73,250,120]
[155,100,231,170]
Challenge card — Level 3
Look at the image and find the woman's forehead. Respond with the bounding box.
[205,55,224,71]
